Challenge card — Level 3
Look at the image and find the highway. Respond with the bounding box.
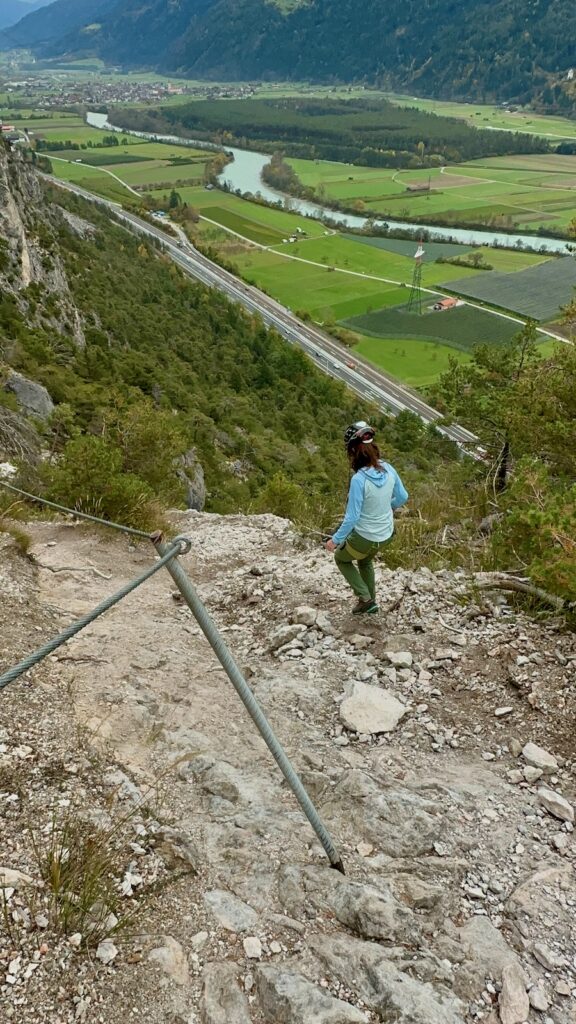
[46,176,478,447]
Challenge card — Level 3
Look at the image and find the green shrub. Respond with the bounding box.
[41,435,162,531]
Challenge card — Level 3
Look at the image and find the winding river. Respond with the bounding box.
[87,112,572,254]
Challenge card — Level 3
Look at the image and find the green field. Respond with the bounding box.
[342,235,476,260]
[384,95,576,141]
[48,159,138,203]
[345,303,523,351]
[344,234,550,272]
[98,161,206,186]
[286,152,576,233]
[353,336,472,384]
[150,185,328,237]
[234,247,401,320]
[200,205,286,245]
[0,108,214,192]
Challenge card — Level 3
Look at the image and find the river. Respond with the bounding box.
[87,112,572,254]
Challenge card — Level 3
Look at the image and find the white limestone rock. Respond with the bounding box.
[498,963,529,1024]
[537,787,574,823]
[203,889,258,932]
[522,742,558,773]
[148,936,190,986]
[340,682,406,735]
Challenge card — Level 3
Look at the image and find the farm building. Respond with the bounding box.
[433,297,458,311]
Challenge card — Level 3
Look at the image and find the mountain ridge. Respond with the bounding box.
[4,0,576,112]
[0,0,51,34]
[0,0,117,49]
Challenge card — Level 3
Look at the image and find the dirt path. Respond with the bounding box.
[1,512,575,1023]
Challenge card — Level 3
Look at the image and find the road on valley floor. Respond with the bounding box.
[48,176,478,447]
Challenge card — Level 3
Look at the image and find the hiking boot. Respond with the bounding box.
[352,598,378,615]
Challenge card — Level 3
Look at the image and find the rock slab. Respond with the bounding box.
[538,786,574,823]
[314,935,466,1024]
[4,371,54,420]
[340,682,406,735]
[522,742,558,773]
[203,889,258,932]
[498,963,529,1024]
[256,965,368,1023]
[201,962,252,1024]
[148,936,189,986]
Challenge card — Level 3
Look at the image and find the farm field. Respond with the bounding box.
[446,257,576,321]
[341,234,550,270]
[286,152,576,233]
[49,149,212,197]
[1,108,214,191]
[47,160,138,204]
[384,95,576,141]
[233,247,403,321]
[353,336,472,385]
[149,185,328,237]
[179,191,568,323]
[266,233,552,291]
[89,160,207,186]
[200,206,286,245]
[344,303,524,351]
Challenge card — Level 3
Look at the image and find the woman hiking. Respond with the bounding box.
[325,421,408,615]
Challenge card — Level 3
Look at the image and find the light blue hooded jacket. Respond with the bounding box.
[332,461,408,545]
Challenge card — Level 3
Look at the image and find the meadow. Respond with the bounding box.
[150,184,328,237]
[286,152,576,233]
[384,95,576,141]
[340,235,552,271]
[352,336,472,385]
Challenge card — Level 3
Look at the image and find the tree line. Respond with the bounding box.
[117,96,548,169]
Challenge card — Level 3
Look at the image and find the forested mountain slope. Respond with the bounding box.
[7,0,576,112]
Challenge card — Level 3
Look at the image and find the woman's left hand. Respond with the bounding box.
[325,539,337,553]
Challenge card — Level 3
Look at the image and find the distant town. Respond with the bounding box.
[0,72,258,110]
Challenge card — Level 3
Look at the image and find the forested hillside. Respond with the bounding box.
[8,0,576,114]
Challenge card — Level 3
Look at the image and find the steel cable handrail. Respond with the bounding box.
[0,479,154,539]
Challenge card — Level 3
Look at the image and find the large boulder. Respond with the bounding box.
[4,371,54,421]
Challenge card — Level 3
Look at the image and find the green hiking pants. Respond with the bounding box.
[334,529,388,601]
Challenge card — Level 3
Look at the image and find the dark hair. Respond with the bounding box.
[348,440,383,473]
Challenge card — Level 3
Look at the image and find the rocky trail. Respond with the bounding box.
[0,510,575,1024]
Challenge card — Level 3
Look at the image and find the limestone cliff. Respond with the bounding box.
[0,141,85,358]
